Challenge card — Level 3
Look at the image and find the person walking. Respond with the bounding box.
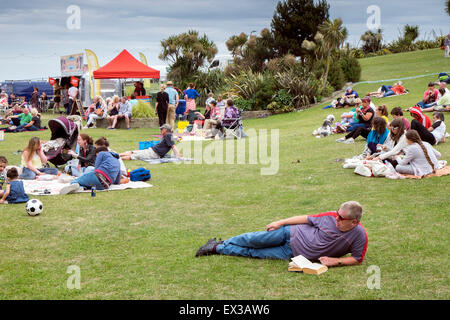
[155,84,169,127]
[165,81,179,129]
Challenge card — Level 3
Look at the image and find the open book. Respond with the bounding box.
[288,255,328,275]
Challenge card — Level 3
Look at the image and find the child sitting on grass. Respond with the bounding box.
[0,167,29,204]
[0,156,7,190]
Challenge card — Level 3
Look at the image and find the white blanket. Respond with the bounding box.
[23,179,152,196]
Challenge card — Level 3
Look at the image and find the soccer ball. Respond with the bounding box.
[26,199,43,216]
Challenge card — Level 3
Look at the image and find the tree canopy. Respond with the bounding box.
[271,0,330,57]
[159,30,218,82]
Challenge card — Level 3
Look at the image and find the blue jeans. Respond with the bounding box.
[19,167,59,180]
[416,101,437,109]
[17,125,39,132]
[216,226,293,260]
[383,90,395,97]
[71,171,105,190]
[64,165,95,177]
[381,85,392,93]
[66,99,74,115]
[346,122,367,133]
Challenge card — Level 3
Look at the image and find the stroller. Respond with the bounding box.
[44,116,79,167]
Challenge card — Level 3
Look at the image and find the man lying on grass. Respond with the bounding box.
[196,201,368,268]
[119,124,182,161]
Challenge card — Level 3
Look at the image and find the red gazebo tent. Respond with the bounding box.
[93,49,160,79]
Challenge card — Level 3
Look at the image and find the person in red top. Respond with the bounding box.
[195,201,368,268]
[409,106,435,145]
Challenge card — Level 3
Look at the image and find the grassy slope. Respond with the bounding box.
[0,49,449,300]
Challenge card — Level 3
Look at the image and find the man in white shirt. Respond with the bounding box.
[67,84,79,115]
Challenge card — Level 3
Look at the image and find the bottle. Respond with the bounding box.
[91,186,96,197]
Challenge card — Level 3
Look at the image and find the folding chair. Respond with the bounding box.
[222,108,243,139]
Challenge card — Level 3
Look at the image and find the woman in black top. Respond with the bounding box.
[155,84,169,127]
[66,133,97,177]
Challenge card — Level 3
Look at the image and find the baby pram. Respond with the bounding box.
[44,116,78,167]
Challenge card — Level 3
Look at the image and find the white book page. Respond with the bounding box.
[291,255,313,269]
[308,263,325,270]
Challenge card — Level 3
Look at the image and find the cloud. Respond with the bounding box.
[0,0,448,80]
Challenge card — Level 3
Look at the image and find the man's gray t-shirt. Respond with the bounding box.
[289,212,368,262]
[151,133,175,158]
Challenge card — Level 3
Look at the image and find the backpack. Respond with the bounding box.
[438,72,450,84]
[129,167,151,181]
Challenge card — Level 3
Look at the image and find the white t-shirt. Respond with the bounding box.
[438,87,450,99]
[431,121,446,144]
[68,86,79,99]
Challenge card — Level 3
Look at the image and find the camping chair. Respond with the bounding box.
[187,109,201,124]
[40,100,49,113]
[222,108,243,139]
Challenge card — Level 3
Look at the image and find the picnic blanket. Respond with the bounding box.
[343,158,449,180]
[23,179,152,196]
[400,166,450,179]
[145,157,194,165]
[380,92,409,98]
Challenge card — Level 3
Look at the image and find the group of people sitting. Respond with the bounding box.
[83,95,135,130]
[335,94,446,176]
[414,81,450,112]
[0,105,43,133]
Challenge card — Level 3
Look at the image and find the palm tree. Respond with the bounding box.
[318,18,348,89]
[447,0,450,15]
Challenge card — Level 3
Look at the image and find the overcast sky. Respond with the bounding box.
[0,0,448,81]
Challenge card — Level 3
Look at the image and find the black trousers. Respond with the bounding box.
[345,126,370,140]
[411,119,436,145]
[157,107,168,127]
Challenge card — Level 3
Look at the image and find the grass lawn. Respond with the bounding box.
[0,49,449,300]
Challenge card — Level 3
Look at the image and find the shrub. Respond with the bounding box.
[274,69,320,108]
[415,40,440,50]
[253,75,276,110]
[266,101,294,114]
[132,100,157,118]
[234,96,255,111]
[273,89,294,107]
[328,62,345,91]
[339,55,361,83]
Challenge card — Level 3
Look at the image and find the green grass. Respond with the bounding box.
[0,49,449,300]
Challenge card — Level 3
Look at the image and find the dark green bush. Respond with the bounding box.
[339,55,361,83]
[234,96,256,111]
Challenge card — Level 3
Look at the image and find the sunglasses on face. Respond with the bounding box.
[336,209,354,221]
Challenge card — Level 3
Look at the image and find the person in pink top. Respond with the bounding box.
[416,82,439,109]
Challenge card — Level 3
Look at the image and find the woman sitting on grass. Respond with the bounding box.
[59,146,122,195]
[19,137,59,180]
[375,105,389,124]
[369,119,408,168]
[358,117,389,159]
[395,130,441,176]
[65,133,96,177]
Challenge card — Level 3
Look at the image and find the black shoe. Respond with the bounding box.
[195,238,220,257]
